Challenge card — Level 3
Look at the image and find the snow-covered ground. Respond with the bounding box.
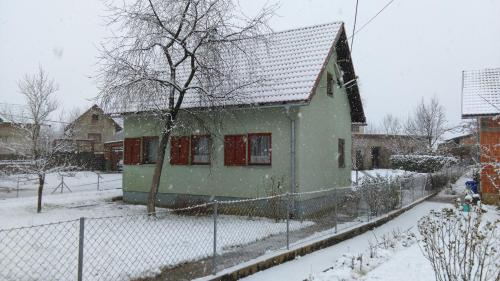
[351,169,420,184]
[0,176,314,281]
[0,171,122,199]
[437,169,473,198]
[239,202,457,280]
[241,199,499,281]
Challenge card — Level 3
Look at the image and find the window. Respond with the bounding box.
[224,135,247,166]
[170,136,190,165]
[91,114,99,124]
[88,133,102,143]
[143,136,159,164]
[248,133,271,165]
[326,71,334,96]
[338,138,345,168]
[124,138,141,165]
[191,135,211,164]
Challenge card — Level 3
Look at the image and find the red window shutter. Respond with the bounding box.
[224,135,246,166]
[124,138,141,165]
[170,136,189,165]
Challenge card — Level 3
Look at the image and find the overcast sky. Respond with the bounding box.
[1,0,500,132]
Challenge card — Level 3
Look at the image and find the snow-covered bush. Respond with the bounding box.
[418,207,499,281]
[355,175,401,216]
[390,155,459,173]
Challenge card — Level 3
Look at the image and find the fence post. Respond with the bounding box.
[399,180,403,208]
[334,188,338,234]
[366,191,371,222]
[411,182,415,203]
[212,200,218,275]
[16,176,20,198]
[78,217,85,281]
[97,173,100,191]
[286,193,290,250]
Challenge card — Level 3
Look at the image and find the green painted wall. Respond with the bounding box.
[123,107,295,199]
[295,50,352,193]
[123,50,353,200]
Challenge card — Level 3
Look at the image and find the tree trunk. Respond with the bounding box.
[147,122,173,214]
[36,174,45,213]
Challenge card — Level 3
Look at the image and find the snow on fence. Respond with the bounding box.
[0,167,466,281]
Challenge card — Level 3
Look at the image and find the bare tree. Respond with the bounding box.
[405,97,448,149]
[98,0,275,213]
[14,67,66,212]
[380,114,402,135]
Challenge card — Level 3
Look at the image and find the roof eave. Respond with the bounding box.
[306,23,366,124]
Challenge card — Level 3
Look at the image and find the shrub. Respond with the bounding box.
[356,175,401,216]
[418,207,499,281]
[390,155,458,173]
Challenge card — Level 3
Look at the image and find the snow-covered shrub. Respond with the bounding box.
[356,175,401,216]
[418,207,500,281]
[390,155,459,173]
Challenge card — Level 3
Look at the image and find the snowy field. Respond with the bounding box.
[240,201,499,281]
[0,171,122,199]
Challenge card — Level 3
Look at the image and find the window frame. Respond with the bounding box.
[87,133,102,143]
[338,138,345,168]
[190,135,211,165]
[326,71,334,96]
[142,136,159,164]
[170,136,190,165]
[123,138,141,165]
[247,133,272,166]
[91,114,99,124]
[224,135,247,166]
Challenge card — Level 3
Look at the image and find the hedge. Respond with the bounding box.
[390,155,458,173]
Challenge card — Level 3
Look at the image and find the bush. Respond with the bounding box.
[390,155,458,173]
[418,207,500,281]
[355,175,401,216]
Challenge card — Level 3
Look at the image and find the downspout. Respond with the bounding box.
[285,105,297,217]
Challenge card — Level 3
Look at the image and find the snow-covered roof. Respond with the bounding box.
[112,22,365,123]
[462,67,500,117]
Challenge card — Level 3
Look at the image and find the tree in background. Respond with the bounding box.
[405,97,448,150]
[6,67,74,213]
[380,114,403,135]
[98,0,275,214]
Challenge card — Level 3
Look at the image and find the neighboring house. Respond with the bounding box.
[461,67,500,204]
[115,22,365,214]
[64,105,122,153]
[437,133,477,164]
[0,111,31,159]
[352,133,426,170]
[104,130,124,171]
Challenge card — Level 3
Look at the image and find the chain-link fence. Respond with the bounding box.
[0,172,121,199]
[0,167,466,281]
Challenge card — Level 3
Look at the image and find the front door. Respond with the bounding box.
[371,147,380,169]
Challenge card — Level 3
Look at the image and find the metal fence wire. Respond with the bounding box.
[0,166,467,281]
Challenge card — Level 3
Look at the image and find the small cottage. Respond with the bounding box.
[118,22,366,212]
